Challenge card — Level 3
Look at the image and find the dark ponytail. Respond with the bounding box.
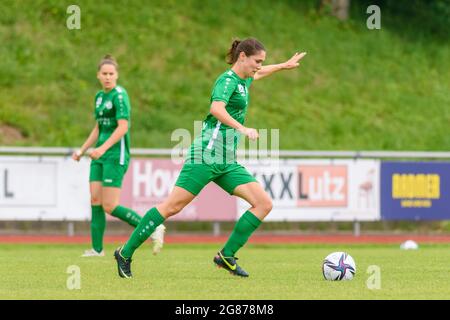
[98,54,119,71]
[226,38,265,65]
[226,40,241,64]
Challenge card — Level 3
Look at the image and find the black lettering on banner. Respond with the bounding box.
[4,169,14,198]
[262,174,275,198]
[279,172,293,199]
[298,172,308,200]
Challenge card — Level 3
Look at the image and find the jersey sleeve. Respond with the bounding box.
[211,76,238,104]
[93,91,101,119]
[113,90,130,120]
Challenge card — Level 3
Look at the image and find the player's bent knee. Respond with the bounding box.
[90,196,101,206]
[102,203,117,214]
[259,198,273,215]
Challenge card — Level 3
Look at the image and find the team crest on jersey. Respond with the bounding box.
[237,84,247,97]
[96,97,102,108]
[105,101,113,110]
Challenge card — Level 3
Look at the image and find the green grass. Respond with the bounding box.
[1,243,450,299]
[0,0,449,150]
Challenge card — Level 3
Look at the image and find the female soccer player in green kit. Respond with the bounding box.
[114,39,306,278]
[72,55,166,257]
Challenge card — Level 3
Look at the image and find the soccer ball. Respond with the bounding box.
[400,240,418,250]
[322,252,356,281]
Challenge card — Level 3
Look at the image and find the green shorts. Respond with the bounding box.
[89,161,128,188]
[175,162,257,196]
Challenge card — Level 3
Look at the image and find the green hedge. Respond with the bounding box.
[0,0,448,150]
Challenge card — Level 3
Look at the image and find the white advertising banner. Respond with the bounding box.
[0,156,91,220]
[120,159,237,221]
[238,159,381,221]
[0,156,380,222]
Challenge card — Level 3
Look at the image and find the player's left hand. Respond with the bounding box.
[89,148,105,160]
[282,52,307,69]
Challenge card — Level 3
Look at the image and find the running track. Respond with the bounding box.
[1,234,450,244]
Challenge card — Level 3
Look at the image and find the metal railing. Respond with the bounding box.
[1,146,450,159]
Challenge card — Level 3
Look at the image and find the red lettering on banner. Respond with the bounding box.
[120,159,237,221]
[297,166,348,207]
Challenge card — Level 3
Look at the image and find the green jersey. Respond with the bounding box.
[188,69,253,164]
[93,85,131,166]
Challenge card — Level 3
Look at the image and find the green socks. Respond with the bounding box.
[121,207,165,258]
[111,205,142,227]
[223,210,262,257]
[91,206,141,253]
[91,205,106,253]
[119,208,261,259]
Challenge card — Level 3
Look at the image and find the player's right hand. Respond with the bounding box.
[239,127,259,140]
[282,52,307,69]
[72,150,82,161]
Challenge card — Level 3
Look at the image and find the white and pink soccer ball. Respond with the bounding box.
[322,252,356,281]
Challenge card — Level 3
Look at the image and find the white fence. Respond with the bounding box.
[1,147,449,230]
[1,146,450,159]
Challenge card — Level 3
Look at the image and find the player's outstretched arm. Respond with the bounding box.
[253,52,307,81]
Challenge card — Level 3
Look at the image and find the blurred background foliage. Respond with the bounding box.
[0,0,448,150]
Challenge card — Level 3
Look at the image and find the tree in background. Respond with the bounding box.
[318,0,449,39]
[319,0,351,21]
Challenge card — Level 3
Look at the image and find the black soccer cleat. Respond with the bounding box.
[114,247,133,279]
[213,250,249,277]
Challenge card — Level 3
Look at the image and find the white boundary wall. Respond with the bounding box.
[0,156,91,220]
[240,159,380,221]
[1,147,449,221]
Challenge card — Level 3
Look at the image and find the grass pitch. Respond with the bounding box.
[1,243,449,300]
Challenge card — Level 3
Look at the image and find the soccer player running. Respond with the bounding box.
[114,39,306,278]
[72,55,166,257]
